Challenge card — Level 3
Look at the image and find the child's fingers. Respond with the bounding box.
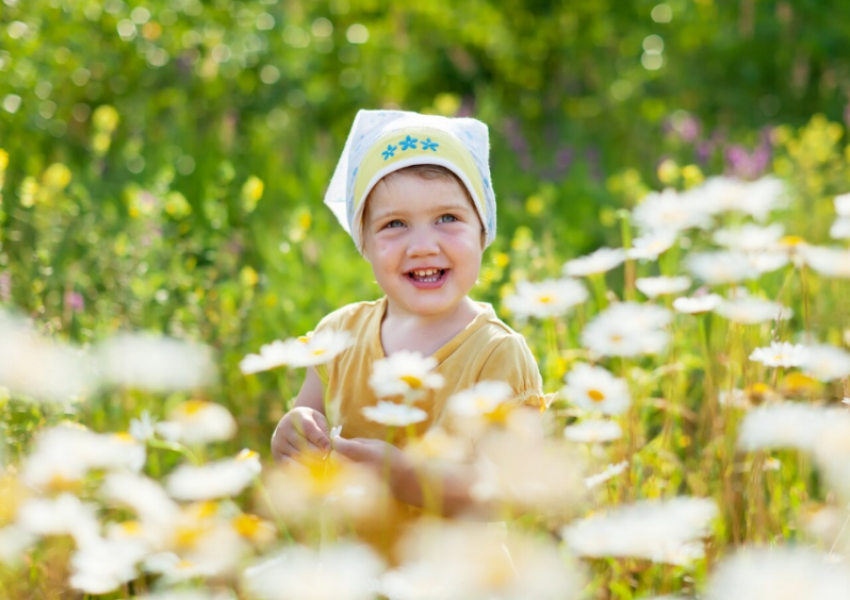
[332,437,365,461]
[300,417,331,452]
[286,422,327,453]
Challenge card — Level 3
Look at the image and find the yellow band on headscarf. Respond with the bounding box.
[353,126,488,226]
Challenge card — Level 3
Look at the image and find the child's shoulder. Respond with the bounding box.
[313,298,386,334]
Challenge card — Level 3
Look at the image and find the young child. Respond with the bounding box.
[271,109,544,515]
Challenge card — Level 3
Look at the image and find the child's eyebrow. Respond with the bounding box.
[370,202,471,223]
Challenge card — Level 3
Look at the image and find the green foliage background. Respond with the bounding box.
[2,0,850,441]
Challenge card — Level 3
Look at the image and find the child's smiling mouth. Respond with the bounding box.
[407,268,449,287]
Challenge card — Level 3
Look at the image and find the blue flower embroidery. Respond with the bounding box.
[382,145,397,160]
[399,135,418,151]
[422,138,439,151]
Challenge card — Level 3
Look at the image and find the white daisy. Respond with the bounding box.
[716,298,792,324]
[581,302,671,357]
[369,351,444,401]
[802,245,850,277]
[447,381,514,417]
[749,341,809,368]
[830,218,850,239]
[101,471,180,529]
[244,543,385,600]
[95,333,216,392]
[562,497,718,565]
[0,311,91,402]
[695,176,787,221]
[22,426,145,491]
[835,192,850,217]
[704,547,850,600]
[672,293,723,314]
[746,251,790,273]
[632,188,713,234]
[561,363,631,415]
[564,420,623,443]
[713,223,784,252]
[687,251,758,284]
[157,400,237,445]
[17,494,101,548]
[362,401,428,427]
[0,526,36,564]
[636,276,691,298]
[240,330,353,374]
[166,451,261,501]
[69,537,149,594]
[800,344,850,381]
[563,247,626,277]
[503,278,588,319]
[738,403,833,452]
[627,231,677,261]
[583,460,629,488]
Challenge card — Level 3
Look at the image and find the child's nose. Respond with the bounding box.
[406,226,440,257]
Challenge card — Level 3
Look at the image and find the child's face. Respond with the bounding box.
[361,172,484,320]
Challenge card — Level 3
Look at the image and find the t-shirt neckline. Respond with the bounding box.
[370,296,495,363]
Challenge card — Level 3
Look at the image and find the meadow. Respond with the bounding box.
[3,0,850,598]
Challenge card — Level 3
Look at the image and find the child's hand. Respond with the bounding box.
[271,407,331,463]
[332,437,403,471]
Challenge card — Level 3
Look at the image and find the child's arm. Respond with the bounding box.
[270,367,331,462]
[333,437,479,516]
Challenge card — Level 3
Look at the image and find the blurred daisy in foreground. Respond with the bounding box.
[561,363,631,416]
[362,401,428,427]
[746,251,790,274]
[800,245,850,278]
[704,547,850,600]
[95,333,216,392]
[563,247,626,277]
[632,188,712,234]
[22,426,145,491]
[830,218,850,239]
[716,297,792,324]
[713,223,784,252]
[673,293,723,314]
[166,450,261,501]
[69,536,148,594]
[687,251,758,284]
[799,344,850,381]
[369,351,444,401]
[749,341,808,368]
[244,543,384,600]
[240,330,352,374]
[0,310,91,402]
[584,460,629,488]
[564,420,623,444]
[636,276,691,299]
[264,454,386,529]
[102,471,180,531]
[391,522,586,600]
[446,381,514,430]
[581,302,671,357]
[503,278,588,319]
[738,403,834,452]
[695,176,787,221]
[157,400,237,445]
[627,231,677,261]
[562,497,718,565]
[17,494,101,548]
[473,433,586,518]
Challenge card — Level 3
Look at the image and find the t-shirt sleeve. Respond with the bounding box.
[477,334,548,411]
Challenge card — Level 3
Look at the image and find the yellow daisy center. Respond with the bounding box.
[537,294,554,304]
[312,348,326,356]
[400,375,424,389]
[180,400,208,415]
[588,389,606,402]
[232,514,263,538]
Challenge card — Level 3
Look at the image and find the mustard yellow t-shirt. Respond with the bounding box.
[313,296,544,442]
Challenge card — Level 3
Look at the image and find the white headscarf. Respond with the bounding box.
[323,109,497,252]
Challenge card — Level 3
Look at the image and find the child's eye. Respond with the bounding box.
[437,214,459,223]
[384,219,405,229]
